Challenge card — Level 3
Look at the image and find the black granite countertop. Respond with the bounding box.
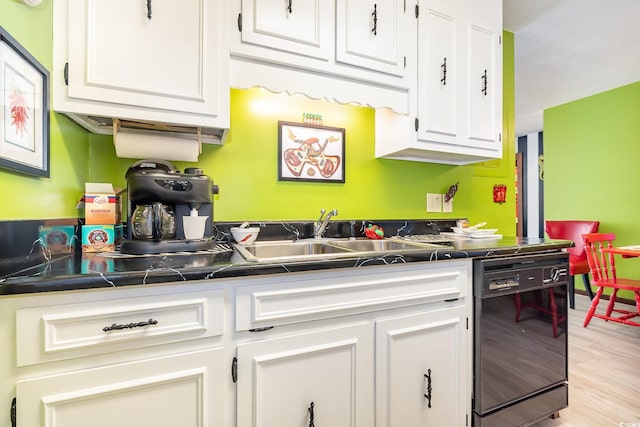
[0,234,571,295]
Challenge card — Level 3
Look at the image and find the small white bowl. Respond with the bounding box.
[466,228,498,236]
[230,227,260,245]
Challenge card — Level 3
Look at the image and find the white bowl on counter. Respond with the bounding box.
[230,227,261,245]
[451,227,499,236]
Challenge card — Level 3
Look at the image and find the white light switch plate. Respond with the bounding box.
[426,193,442,212]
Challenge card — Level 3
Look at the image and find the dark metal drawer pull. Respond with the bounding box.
[308,401,315,427]
[481,69,488,95]
[424,369,432,408]
[146,0,152,20]
[103,318,158,333]
[441,57,447,85]
[371,4,378,35]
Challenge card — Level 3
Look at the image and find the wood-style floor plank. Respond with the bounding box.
[531,295,640,426]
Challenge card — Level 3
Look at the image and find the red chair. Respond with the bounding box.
[545,220,600,309]
[582,233,640,327]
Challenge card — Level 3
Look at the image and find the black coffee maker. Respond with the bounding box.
[120,159,218,255]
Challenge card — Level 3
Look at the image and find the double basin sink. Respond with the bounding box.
[234,238,447,263]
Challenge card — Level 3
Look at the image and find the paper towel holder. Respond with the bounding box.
[113,118,205,146]
[58,112,227,145]
[113,118,204,162]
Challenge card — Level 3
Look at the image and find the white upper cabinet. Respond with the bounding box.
[336,0,408,77]
[238,0,331,60]
[467,0,502,147]
[53,0,230,137]
[375,0,502,164]
[416,0,460,144]
[230,0,414,113]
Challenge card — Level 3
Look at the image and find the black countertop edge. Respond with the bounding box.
[0,237,572,295]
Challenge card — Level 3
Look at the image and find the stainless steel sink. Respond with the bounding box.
[239,240,350,259]
[329,239,431,252]
[234,238,445,263]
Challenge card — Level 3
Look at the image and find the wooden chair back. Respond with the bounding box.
[582,232,617,283]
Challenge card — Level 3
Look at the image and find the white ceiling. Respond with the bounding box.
[503,0,640,136]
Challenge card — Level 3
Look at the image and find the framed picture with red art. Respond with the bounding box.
[277,121,345,183]
[0,25,50,178]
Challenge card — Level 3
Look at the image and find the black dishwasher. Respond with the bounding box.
[473,252,569,427]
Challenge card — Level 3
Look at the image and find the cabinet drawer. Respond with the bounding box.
[16,290,224,367]
[236,261,470,330]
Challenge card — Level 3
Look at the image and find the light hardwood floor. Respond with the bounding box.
[531,295,640,427]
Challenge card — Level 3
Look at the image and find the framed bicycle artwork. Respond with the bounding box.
[0,26,50,178]
[277,121,345,183]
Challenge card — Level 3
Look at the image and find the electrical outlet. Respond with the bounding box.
[443,197,453,213]
[426,193,442,212]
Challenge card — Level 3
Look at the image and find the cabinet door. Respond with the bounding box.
[336,0,408,77]
[16,348,225,427]
[239,0,332,60]
[416,0,461,143]
[466,0,502,147]
[375,305,469,427]
[237,323,374,427]
[66,0,224,116]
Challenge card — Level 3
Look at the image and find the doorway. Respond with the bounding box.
[516,132,544,238]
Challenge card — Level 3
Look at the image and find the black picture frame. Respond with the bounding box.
[278,121,345,183]
[0,25,50,178]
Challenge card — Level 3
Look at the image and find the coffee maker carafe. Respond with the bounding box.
[120,159,218,255]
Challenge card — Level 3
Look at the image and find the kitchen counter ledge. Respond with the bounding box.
[0,236,572,295]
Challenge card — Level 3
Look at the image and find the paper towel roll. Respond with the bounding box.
[114,130,201,162]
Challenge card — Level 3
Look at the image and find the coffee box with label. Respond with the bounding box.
[81,225,115,252]
[83,183,119,225]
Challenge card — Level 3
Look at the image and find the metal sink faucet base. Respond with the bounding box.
[314,209,338,239]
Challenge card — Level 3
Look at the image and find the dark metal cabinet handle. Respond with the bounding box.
[288,0,292,14]
[308,401,315,427]
[103,318,158,333]
[424,369,432,408]
[10,398,16,427]
[481,69,488,95]
[371,4,378,35]
[146,0,152,20]
[441,58,447,85]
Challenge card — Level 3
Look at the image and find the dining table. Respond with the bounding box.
[601,245,640,258]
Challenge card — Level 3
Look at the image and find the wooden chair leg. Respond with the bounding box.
[582,273,595,300]
[604,289,619,319]
[568,275,576,309]
[584,287,603,327]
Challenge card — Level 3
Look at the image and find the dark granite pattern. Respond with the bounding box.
[0,218,572,295]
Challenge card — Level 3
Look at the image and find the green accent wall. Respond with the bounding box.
[0,0,516,236]
[545,80,640,297]
[0,1,90,220]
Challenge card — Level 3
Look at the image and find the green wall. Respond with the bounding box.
[0,1,90,220]
[1,0,516,236]
[545,81,640,296]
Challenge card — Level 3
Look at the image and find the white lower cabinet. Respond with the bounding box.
[236,323,374,427]
[375,305,468,427]
[1,261,472,427]
[234,261,472,427]
[17,348,225,427]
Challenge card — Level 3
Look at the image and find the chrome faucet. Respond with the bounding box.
[314,209,338,239]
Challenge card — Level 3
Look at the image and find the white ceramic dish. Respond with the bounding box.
[466,228,498,236]
[230,227,260,245]
[451,227,498,236]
